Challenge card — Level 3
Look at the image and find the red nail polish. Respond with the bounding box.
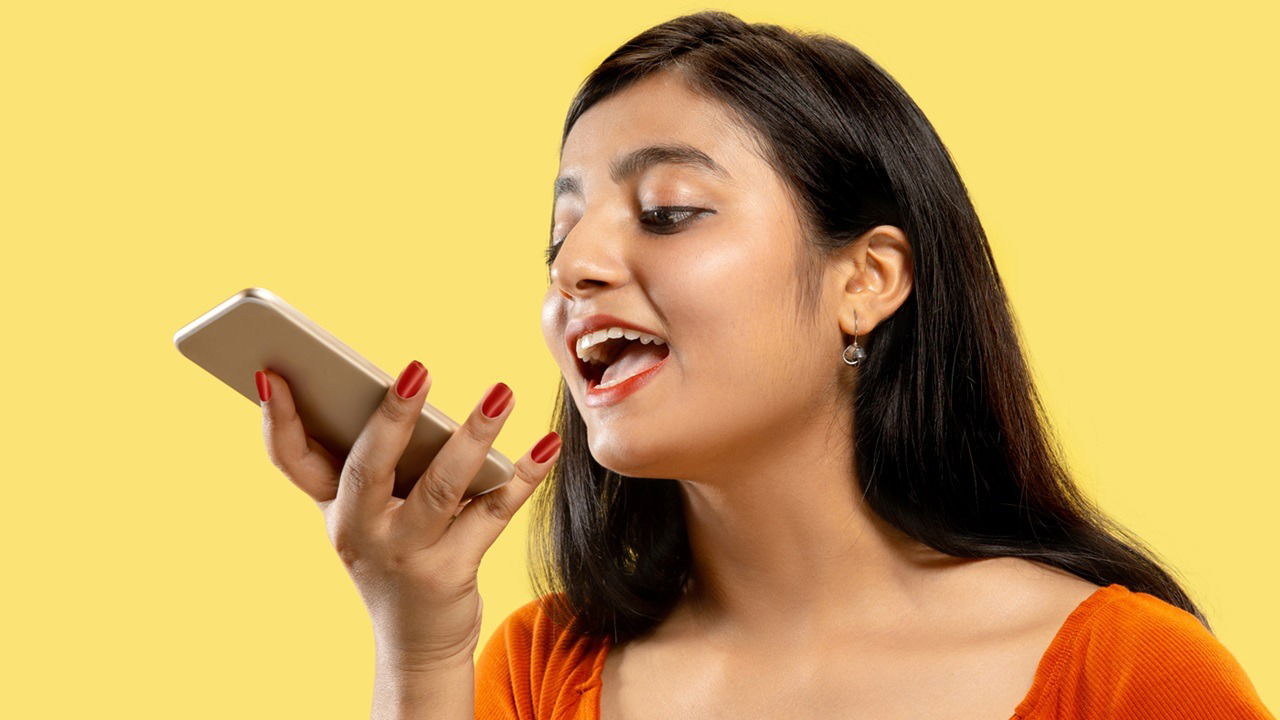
[395,361,428,399]
[481,382,512,418]
[255,371,271,402]
[531,431,561,463]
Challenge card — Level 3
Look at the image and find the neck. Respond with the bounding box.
[670,400,966,645]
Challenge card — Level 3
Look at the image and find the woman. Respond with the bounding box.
[255,10,1274,720]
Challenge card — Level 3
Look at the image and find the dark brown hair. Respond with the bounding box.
[528,9,1206,643]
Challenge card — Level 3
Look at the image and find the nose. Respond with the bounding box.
[549,215,630,299]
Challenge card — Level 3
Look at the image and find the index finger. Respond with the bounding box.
[332,360,431,527]
[436,431,561,569]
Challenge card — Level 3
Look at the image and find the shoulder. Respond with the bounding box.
[478,592,595,663]
[1045,584,1273,718]
[1088,587,1241,675]
[475,592,606,719]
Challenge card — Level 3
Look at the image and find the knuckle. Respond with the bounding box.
[330,529,364,568]
[385,548,418,576]
[418,473,458,513]
[375,395,413,424]
[479,491,514,524]
[342,452,377,492]
[461,416,493,446]
[510,462,539,489]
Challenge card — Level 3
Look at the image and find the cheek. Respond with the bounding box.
[540,292,568,359]
[663,238,802,380]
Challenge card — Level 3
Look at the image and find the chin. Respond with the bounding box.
[586,431,680,480]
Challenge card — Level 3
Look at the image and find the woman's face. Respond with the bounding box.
[540,70,849,481]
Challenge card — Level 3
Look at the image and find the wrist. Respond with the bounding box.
[371,655,473,720]
[375,643,474,676]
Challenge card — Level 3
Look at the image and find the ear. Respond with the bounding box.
[836,225,914,339]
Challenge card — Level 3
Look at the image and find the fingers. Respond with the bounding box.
[258,369,342,503]
[333,360,432,527]
[392,382,515,551]
[436,430,561,569]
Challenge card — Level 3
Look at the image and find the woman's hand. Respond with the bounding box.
[254,362,561,671]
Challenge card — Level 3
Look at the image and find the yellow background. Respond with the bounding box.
[2,1,1275,716]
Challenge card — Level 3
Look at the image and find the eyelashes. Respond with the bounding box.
[639,205,701,229]
[545,206,710,266]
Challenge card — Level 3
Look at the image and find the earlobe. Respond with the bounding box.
[834,248,871,340]
[842,309,868,366]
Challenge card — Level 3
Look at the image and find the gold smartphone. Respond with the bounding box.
[172,287,515,500]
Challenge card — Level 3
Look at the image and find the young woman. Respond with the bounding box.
[255,10,1274,720]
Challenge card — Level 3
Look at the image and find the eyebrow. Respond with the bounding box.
[553,143,730,202]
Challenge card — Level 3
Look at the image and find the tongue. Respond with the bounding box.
[600,341,668,385]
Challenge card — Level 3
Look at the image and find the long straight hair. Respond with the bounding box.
[528,10,1206,644]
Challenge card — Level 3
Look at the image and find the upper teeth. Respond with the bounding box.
[575,327,666,364]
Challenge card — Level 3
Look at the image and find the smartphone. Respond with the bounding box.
[173,287,515,500]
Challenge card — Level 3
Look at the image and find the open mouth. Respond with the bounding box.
[574,335,671,388]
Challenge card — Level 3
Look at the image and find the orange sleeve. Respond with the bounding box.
[474,598,540,720]
[1046,591,1275,719]
[474,593,604,720]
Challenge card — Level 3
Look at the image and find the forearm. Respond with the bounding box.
[371,654,474,720]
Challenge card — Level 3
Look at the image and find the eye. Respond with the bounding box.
[544,206,712,266]
[639,205,703,232]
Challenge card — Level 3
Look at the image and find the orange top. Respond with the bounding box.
[475,583,1274,719]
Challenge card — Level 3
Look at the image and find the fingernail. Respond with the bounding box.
[481,382,512,418]
[395,360,428,399]
[255,370,271,403]
[531,431,561,464]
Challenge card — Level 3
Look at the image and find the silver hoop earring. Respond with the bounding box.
[842,311,866,367]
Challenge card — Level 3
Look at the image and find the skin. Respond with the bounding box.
[540,69,1102,719]
[257,367,563,718]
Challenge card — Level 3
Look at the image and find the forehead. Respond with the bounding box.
[559,71,754,176]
